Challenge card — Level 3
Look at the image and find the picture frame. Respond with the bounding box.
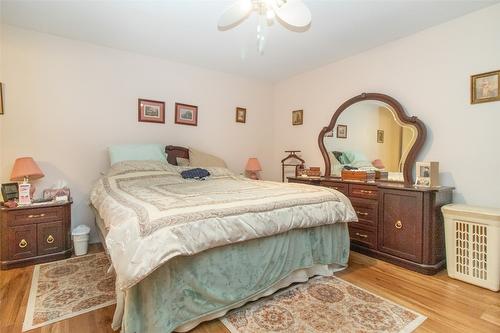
[1,182,18,201]
[292,110,303,125]
[377,129,384,143]
[235,107,246,123]
[471,70,500,104]
[0,82,4,115]
[415,161,439,187]
[175,102,198,126]
[325,130,334,137]
[138,98,165,123]
[337,124,347,139]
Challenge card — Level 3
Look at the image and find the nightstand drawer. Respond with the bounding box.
[7,224,37,260]
[8,207,62,226]
[37,221,64,255]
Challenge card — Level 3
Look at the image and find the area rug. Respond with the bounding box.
[23,252,116,331]
[220,276,426,333]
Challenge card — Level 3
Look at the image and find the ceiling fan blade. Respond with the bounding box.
[218,0,253,30]
[274,0,311,28]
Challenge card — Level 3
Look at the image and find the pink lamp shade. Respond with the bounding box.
[10,157,45,181]
[245,158,262,172]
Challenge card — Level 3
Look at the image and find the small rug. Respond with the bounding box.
[220,276,426,333]
[23,252,116,331]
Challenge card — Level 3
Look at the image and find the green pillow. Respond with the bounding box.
[108,144,166,165]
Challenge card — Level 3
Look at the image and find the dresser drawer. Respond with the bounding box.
[351,198,378,228]
[7,224,37,260]
[37,221,64,256]
[320,181,348,196]
[349,184,378,200]
[8,207,62,226]
[349,225,376,249]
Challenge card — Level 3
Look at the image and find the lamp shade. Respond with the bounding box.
[245,158,262,172]
[10,157,45,181]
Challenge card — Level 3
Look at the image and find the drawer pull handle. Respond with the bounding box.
[19,239,28,248]
[359,190,374,194]
[355,232,368,238]
[46,235,54,244]
[395,220,403,229]
[28,213,46,218]
[356,211,369,217]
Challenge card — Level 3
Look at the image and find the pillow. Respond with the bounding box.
[189,148,227,168]
[332,151,343,162]
[343,151,368,164]
[176,157,190,167]
[108,144,166,165]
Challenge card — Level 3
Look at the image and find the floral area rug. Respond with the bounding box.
[23,252,116,331]
[220,276,426,333]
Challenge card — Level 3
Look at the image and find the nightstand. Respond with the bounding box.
[0,200,72,269]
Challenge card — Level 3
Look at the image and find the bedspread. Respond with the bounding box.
[90,161,357,289]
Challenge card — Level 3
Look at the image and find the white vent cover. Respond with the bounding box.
[443,204,500,291]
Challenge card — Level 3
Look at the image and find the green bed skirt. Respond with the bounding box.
[122,222,350,333]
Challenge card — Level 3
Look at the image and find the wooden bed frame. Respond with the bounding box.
[165,145,189,165]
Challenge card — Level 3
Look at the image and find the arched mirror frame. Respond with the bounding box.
[318,93,426,186]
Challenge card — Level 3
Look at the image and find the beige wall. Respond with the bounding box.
[272,4,500,207]
[0,26,273,241]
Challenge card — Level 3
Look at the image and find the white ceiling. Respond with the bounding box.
[1,0,497,81]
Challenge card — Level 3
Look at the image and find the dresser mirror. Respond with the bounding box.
[318,93,426,185]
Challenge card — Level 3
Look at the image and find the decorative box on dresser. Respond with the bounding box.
[289,177,453,274]
[0,200,73,270]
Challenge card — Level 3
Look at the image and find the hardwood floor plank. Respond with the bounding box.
[1,248,498,333]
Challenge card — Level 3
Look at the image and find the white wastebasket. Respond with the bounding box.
[442,204,500,291]
[72,225,91,256]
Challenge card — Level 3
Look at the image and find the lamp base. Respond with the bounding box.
[247,171,259,180]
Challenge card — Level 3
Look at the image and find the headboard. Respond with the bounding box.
[165,145,189,165]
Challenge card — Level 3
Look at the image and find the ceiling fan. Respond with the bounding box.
[218,0,312,54]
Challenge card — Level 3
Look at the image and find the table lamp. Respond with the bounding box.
[245,157,262,180]
[10,157,45,202]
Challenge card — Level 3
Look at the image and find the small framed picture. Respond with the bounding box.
[236,107,246,123]
[1,182,18,201]
[377,130,384,143]
[138,99,165,123]
[292,110,303,125]
[0,82,4,115]
[415,161,439,187]
[337,124,347,139]
[471,70,500,104]
[325,130,334,137]
[175,103,198,126]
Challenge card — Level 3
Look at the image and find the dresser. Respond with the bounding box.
[289,177,453,274]
[0,200,73,269]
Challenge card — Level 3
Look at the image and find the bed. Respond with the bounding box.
[91,145,357,333]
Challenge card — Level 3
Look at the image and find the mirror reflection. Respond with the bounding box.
[323,100,417,181]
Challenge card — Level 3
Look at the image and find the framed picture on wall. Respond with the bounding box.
[138,98,165,123]
[471,70,500,104]
[337,124,347,138]
[377,130,384,143]
[292,110,303,125]
[175,102,198,126]
[236,107,246,123]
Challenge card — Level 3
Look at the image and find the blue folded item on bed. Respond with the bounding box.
[180,168,211,179]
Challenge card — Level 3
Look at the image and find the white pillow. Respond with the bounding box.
[189,148,227,168]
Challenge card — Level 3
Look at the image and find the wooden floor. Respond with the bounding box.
[1,245,499,333]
